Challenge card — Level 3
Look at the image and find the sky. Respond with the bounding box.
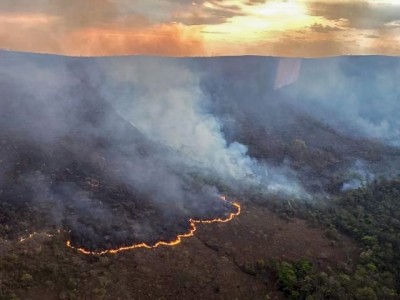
[0,0,399,57]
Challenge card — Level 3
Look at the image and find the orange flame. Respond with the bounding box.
[17,230,61,243]
[66,196,241,255]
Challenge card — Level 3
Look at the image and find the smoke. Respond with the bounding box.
[280,56,400,147]
[0,51,306,250]
[99,58,253,180]
[194,56,400,194]
[90,57,306,197]
[95,59,254,181]
[341,160,374,191]
[5,51,398,249]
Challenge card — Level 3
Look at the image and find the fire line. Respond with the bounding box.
[66,196,241,255]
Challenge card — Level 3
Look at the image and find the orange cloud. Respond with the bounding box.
[0,0,399,57]
[0,15,61,53]
[0,13,59,26]
[62,24,204,56]
[0,8,204,56]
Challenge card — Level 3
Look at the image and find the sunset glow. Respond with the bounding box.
[0,0,399,56]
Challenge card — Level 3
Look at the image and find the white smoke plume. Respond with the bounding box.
[341,160,374,191]
[93,57,306,197]
[0,51,309,249]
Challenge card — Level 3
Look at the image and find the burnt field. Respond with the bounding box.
[0,107,237,253]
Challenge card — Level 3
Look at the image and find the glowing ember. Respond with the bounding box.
[66,196,241,255]
[18,230,61,243]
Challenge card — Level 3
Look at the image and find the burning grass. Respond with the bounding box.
[65,196,241,255]
[13,196,240,255]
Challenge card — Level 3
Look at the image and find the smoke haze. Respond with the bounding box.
[281,57,400,147]
[0,51,304,250]
[1,51,399,250]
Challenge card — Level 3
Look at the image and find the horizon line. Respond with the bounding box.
[1,49,399,60]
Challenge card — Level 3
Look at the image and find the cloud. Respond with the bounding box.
[0,0,207,56]
[309,23,343,33]
[0,0,399,56]
[63,24,204,56]
[308,1,400,29]
[245,0,266,5]
[0,18,204,56]
[245,33,349,57]
[364,34,380,38]
[0,13,60,25]
[172,5,245,26]
[385,20,400,28]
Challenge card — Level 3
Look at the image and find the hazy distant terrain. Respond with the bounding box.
[0,51,399,299]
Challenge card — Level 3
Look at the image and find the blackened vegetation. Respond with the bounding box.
[0,68,235,252]
[0,130,235,252]
[0,129,234,252]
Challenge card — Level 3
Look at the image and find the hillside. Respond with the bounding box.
[0,51,399,299]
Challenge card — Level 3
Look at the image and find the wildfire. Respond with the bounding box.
[66,196,241,255]
[18,230,61,243]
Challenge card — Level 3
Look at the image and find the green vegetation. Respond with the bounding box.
[1,178,400,299]
[249,177,400,299]
[245,256,394,300]
[0,236,129,300]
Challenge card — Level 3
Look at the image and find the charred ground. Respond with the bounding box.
[0,58,238,252]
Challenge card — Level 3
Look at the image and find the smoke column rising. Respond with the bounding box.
[0,51,308,249]
[92,57,306,197]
